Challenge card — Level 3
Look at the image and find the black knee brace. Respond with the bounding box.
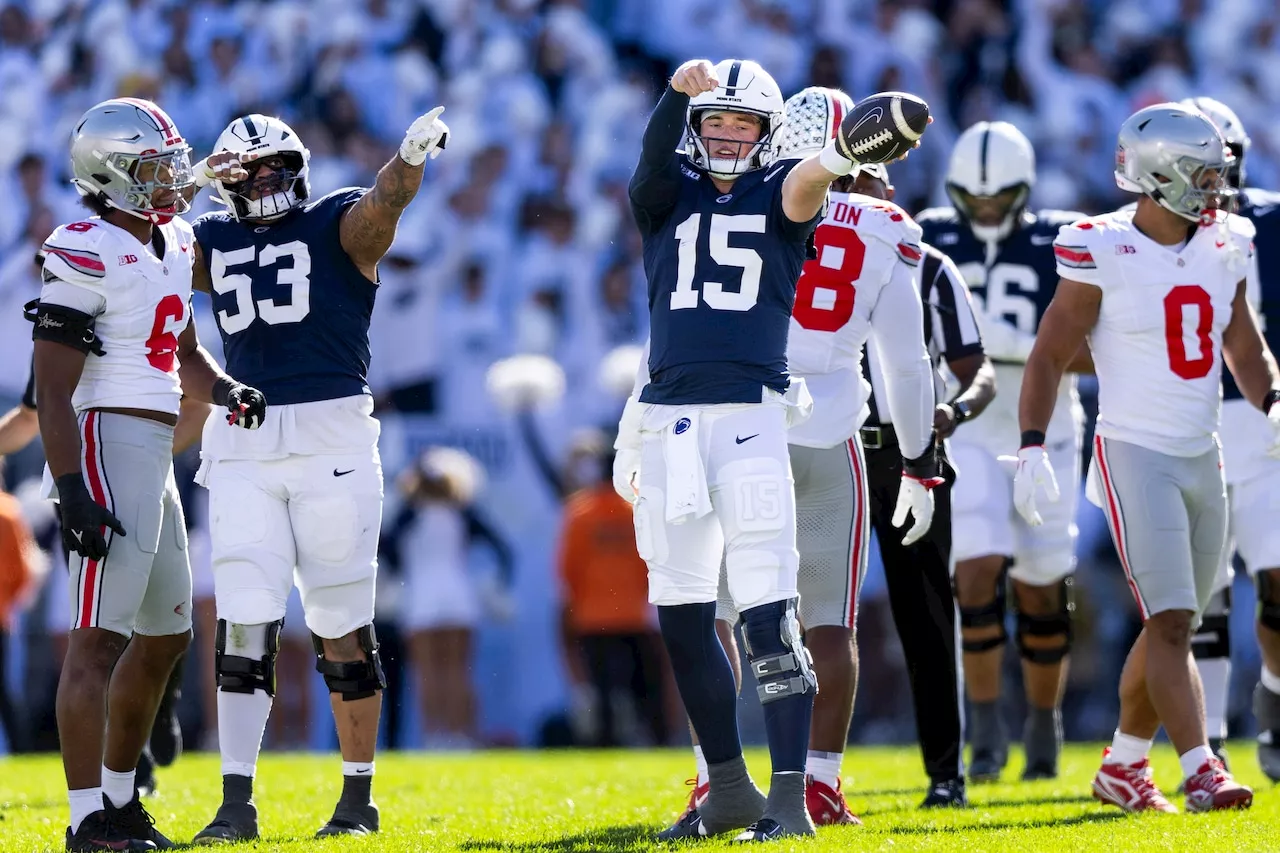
[312,624,387,702]
[741,599,817,704]
[215,619,282,696]
[958,562,1009,654]
[1015,577,1075,665]
[1192,587,1231,659]
[1257,572,1280,633]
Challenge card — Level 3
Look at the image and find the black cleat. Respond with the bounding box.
[65,809,156,851]
[106,798,174,850]
[921,778,968,808]
[192,802,259,845]
[656,807,707,840]
[316,801,379,837]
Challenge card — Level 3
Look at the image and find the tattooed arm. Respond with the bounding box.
[339,106,449,282]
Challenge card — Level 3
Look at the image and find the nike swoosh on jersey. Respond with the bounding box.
[735,434,759,444]
[334,469,355,477]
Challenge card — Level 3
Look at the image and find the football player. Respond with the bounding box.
[188,106,448,842]
[1179,97,1280,781]
[668,86,943,829]
[1019,103,1264,812]
[615,62,925,841]
[31,98,264,852]
[917,122,1088,781]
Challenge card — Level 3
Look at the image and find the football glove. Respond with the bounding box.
[399,106,450,166]
[892,449,945,547]
[1266,391,1280,459]
[1011,445,1060,527]
[56,473,126,561]
[612,447,641,504]
[212,378,267,430]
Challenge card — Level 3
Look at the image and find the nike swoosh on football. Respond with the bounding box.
[763,164,785,182]
[334,468,355,477]
[735,434,759,444]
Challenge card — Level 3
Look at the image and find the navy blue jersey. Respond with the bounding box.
[632,150,818,405]
[1224,187,1280,401]
[917,207,1083,358]
[193,188,375,406]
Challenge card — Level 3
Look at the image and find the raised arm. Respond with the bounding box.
[629,63,705,225]
[339,106,449,281]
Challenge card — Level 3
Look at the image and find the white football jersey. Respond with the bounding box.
[1055,208,1255,457]
[38,216,195,416]
[787,192,926,449]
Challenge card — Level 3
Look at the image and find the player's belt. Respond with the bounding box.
[859,424,897,451]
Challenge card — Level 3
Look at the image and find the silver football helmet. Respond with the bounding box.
[209,114,311,221]
[686,59,784,180]
[1115,103,1235,221]
[69,98,193,224]
[1180,96,1250,188]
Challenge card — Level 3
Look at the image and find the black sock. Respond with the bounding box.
[341,773,373,807]
[223,773,253,805]
[657,602,742,764]
[742,601,813,774]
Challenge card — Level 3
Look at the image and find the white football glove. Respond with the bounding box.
[612,447,641,504]
[1010,445,1060,527]
[399,106,450,166]
[892,452,945,547]
[194,151,252,188]
[1267,393,1280,459]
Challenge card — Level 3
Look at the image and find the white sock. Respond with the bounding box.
[1197,658,1231,739]
[1180,744,1215,779]
[806,750,843,789]
[1106,731,1153,766]
[101,766,135,808]
[1262,665,1280,696]
[218,688,273,778]
[693,745,708,787]
[342,761,375,777]
[68,787,104,833]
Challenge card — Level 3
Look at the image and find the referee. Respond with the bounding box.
[854,166,995,808]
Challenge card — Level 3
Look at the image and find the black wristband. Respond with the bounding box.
[1265,389,1280,414]
[211,377,235,408]
[55,473,90,502]
[1020,430,1046,448]
[903,446,939,480]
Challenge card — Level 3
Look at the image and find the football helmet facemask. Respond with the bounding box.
[946,121,1035,242]
[685,59,784,180]
[210,114,311,221]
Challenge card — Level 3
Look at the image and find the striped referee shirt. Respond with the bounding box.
[864,242,984,426]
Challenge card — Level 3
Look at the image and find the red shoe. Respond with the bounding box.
[805,776,862,826]
[1091,748,1177,813]
[676,777,709,820]
[1183,757,1253,812]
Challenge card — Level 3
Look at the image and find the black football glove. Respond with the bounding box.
[213,377,267,430]
[56,473,126,561]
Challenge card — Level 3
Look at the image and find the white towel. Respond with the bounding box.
[663,411,713,525]
[780,378,814,429]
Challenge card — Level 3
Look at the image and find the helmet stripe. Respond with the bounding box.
[118,97,182,146]
[829,95,844,142]
[725,60,742,96]
[978,126,990,187]
[243,116,260,141]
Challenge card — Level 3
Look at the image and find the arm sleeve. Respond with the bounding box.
[1053,224,1103,286]
[628,87,689,231]
[868,258,934,460]
[465,506,515,585]
[929,251,985,361]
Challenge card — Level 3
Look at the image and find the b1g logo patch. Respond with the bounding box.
[674,417,691,435]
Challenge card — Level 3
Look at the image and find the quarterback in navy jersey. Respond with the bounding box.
[917,121,1088,784]
[614,58,931,842]
[1185,97,1280,782]
[187,107,449,842]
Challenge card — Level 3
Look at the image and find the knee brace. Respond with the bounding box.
[740,599,816,704]
[958,562,1009,654]
[1191,587,1232,660]
[1258,572,1280,632]
[312,623,387,701]
[1015,577,1075,665]
[215,619,282,696]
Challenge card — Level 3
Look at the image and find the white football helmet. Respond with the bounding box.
[69,98,194,225]
[1115,103,1233,222]
[685,59,783,180]
[1180,96,1249,188]
[946,121,1035,242]
[209,114,311,221]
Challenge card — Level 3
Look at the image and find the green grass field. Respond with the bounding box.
[2,745,1277,852]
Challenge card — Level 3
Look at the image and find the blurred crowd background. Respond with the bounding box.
[0,0,1275,759]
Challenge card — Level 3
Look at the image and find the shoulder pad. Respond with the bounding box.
[41,221,110,285]
[1052,219,1101,272]
[1243,187,1280,219]
[1224,210,1257,241]
[1031,209,1087,230]
[306,186,368,217]
[832,194,923,264]
[914,206,960,226]
[192,209,233,238]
